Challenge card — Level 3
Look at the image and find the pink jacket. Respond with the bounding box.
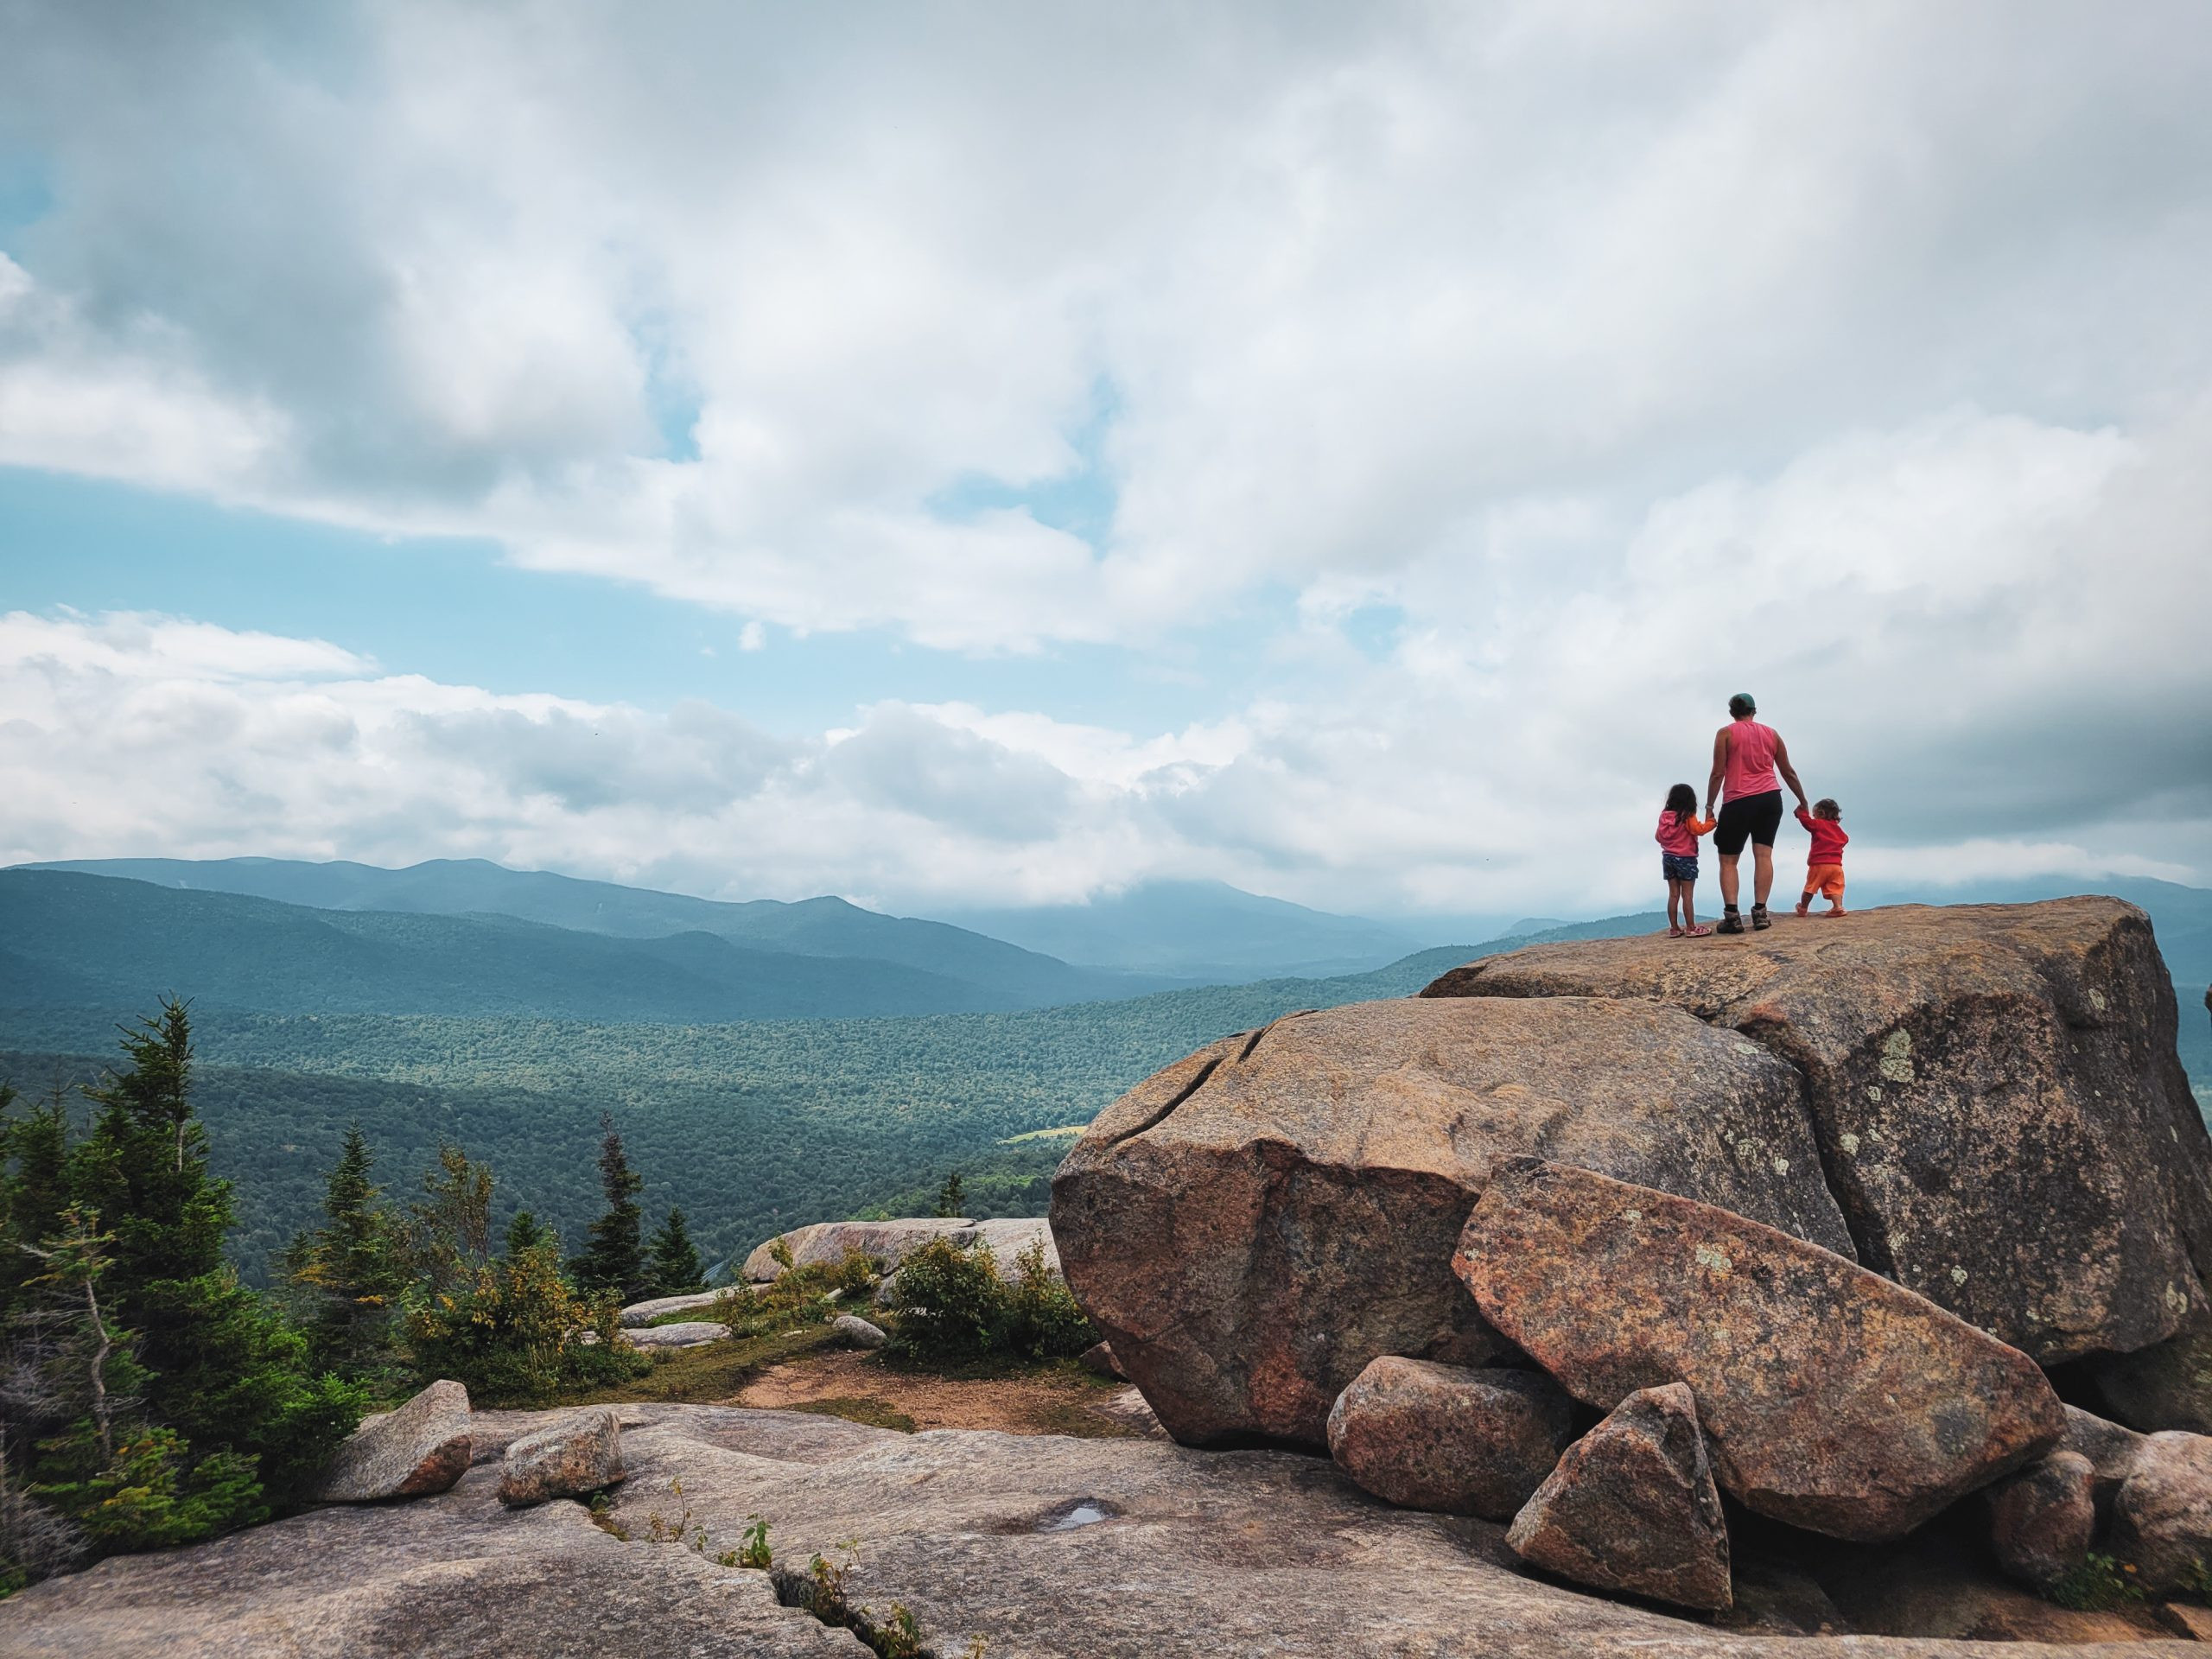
[1656,810,1716,856]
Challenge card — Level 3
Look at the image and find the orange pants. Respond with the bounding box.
[1802,864,1845,902]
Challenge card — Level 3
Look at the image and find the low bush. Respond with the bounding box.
[404,1242,647,1406]
[2048,1552,2143,1611]
[887,1238,1094,1363]
[709,1250,876,1340]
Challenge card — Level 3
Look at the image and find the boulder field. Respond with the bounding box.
[1053,898,2212,1616]
[1056,899,2212,1446]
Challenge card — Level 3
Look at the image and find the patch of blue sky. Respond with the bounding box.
[1338,602,1405,661]
[928,377,1119,548]
[626,307,702,462]
[0,467,1275,738]
[0,154,54,248]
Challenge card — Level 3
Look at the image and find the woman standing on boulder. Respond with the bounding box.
[1703,692,1808,934]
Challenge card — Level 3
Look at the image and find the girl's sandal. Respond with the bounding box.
[1669,926,1687,938]
[1682,925,1713,938]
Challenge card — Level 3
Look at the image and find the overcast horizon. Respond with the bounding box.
[4,3,2209,920]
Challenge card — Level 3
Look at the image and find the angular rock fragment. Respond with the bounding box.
[499,1408,625,1509]
[1326,1357,1572,1519]
[310,1378,473,1503]
[1053,997,1851,1446]
[2112,1429,2212,1594]
[1079,1340,1124,1380]
[1505,1382,1731,1612]
[1985,1450,2094,1590]
[1423,898,2212,1366]
[1459,1160,2063,1541]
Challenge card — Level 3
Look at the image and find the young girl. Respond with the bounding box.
[1656,783,1717,938]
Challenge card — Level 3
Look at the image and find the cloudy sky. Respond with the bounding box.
[3,1,2208,922]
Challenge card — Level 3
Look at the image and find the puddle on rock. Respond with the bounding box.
[1039,1500,1112,1532]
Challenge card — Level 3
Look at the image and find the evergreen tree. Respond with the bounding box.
[934,1171,966,1219]
[287,1125,404,1383]
[569,1117,646,1301]
[0,1085,73,1316]
[645,1207,702,1294]
[502,1210,553,1259]
[63,1001,361,1519]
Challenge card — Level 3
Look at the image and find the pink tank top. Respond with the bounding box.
[1723,720,1779,801]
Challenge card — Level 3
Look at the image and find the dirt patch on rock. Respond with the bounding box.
[734,1350,1144,1438]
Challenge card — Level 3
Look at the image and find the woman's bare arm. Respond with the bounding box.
[1706,728,1729,817]
[1773,733,1808,809]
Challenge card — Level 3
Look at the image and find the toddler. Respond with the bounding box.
[1794,798,1849,917]
[1656,783,1716,938]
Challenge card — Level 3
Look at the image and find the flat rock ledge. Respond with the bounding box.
[3,1404,2192,1659]
[309,1378,474,1504]
[743,1217,1058,1283]
[620,1290,725,1327]
[625,1319,732,1350]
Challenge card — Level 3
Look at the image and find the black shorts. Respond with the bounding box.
[1714,790,1784,855]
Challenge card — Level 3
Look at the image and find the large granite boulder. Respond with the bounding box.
[499,1408,625,1509]
[1425,899,2212,1367]
[309,1379,474,1503]
[1052,996,1852,1446]
[1458,1160,2063,1541]
[1325,1357,1572,1518]
[1506,1382,1732,1613]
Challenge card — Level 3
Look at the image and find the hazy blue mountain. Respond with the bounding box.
[0,869,1108,1021]
[933,878,1434,980]
[22,856,1163,1007]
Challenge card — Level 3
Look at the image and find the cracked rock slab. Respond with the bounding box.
[1459,1160,2063,1541]
[1424,898,2211,1365]
[1052,995,1852,1446]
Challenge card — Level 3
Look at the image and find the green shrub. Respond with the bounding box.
[2049,1552,2143,1611]
[404,1243,645,1406]
[887,1237,1094,1363]
[709,1250,877,1340]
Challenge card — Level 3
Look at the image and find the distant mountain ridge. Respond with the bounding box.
[20,857,1169,1011]
[933,878,1433,980]
[0,868,1176,1022]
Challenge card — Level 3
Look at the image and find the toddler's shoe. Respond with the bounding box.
[1795,895,1811,916]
